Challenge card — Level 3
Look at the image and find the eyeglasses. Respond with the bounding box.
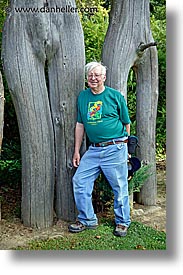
[88,74,103,79]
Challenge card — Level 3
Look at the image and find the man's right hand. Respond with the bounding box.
[73,152,80,167]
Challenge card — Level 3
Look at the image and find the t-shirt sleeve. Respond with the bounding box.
[118,95,131,125]
[76,95,83,124]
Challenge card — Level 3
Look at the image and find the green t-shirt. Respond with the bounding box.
[77,86,131,143]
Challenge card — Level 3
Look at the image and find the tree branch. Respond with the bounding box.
[136,41,158,57]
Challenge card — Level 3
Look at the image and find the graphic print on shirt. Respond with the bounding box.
[87,101,103,121]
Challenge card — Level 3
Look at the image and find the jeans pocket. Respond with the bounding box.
[116,143,124,150]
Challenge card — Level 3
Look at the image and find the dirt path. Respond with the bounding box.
[0,163,166,250]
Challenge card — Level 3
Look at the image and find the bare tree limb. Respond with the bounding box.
[136,41,158,58]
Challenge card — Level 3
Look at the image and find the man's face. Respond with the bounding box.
[87,66,106,89]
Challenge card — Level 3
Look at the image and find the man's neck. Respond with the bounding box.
[91,85,105,94]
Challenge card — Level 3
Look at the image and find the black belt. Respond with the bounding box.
[91,139,128,147]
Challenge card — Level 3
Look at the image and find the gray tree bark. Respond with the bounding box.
[2,0,85,228]
[102,0,158,205]
[0,71,4,154]
[0,70,3,220]
[135,42,158,205]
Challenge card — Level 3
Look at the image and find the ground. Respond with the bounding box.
[0,161,166,250]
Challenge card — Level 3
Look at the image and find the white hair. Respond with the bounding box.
[85,61,107,76]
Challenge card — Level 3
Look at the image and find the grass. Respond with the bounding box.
[15,221,166,250]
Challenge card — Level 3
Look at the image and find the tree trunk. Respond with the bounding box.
[102,0,158,205]
[0,71,4,154]
[135,44,158,205]
[2,0,85,228]
[0,70,4,221]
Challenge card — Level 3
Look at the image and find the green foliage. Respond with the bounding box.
[127,69,137,135]
[128,164,153,195]
[0,159,21,185]
[15,221,166,250]
[151,14,166,158]
[0,1,8,23]
[0,1,8,60]
[150,1,166,157]
[93,164,153,211]
[93,173,113,213]
[150,0,166,20]
[1,138,21,160]
[78,1,109,63]
[0,140,21,185]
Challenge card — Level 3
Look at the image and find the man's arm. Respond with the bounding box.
[125,123,130,136]
[125,123,131,158]
[73,122,85,167]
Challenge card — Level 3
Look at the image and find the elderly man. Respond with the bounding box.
[68,61,131,237]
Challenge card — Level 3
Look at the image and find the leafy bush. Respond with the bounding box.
[128,164,153,195]
[0,159,21,185]
[0,140,21,185]
[79,1,109,63]
[93,173,113,213]
[92,163,153,212]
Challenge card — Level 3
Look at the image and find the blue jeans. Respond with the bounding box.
[72,138,131,227]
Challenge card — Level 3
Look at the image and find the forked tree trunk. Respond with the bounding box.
[2,0,85,228]
[102,0,158,205]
